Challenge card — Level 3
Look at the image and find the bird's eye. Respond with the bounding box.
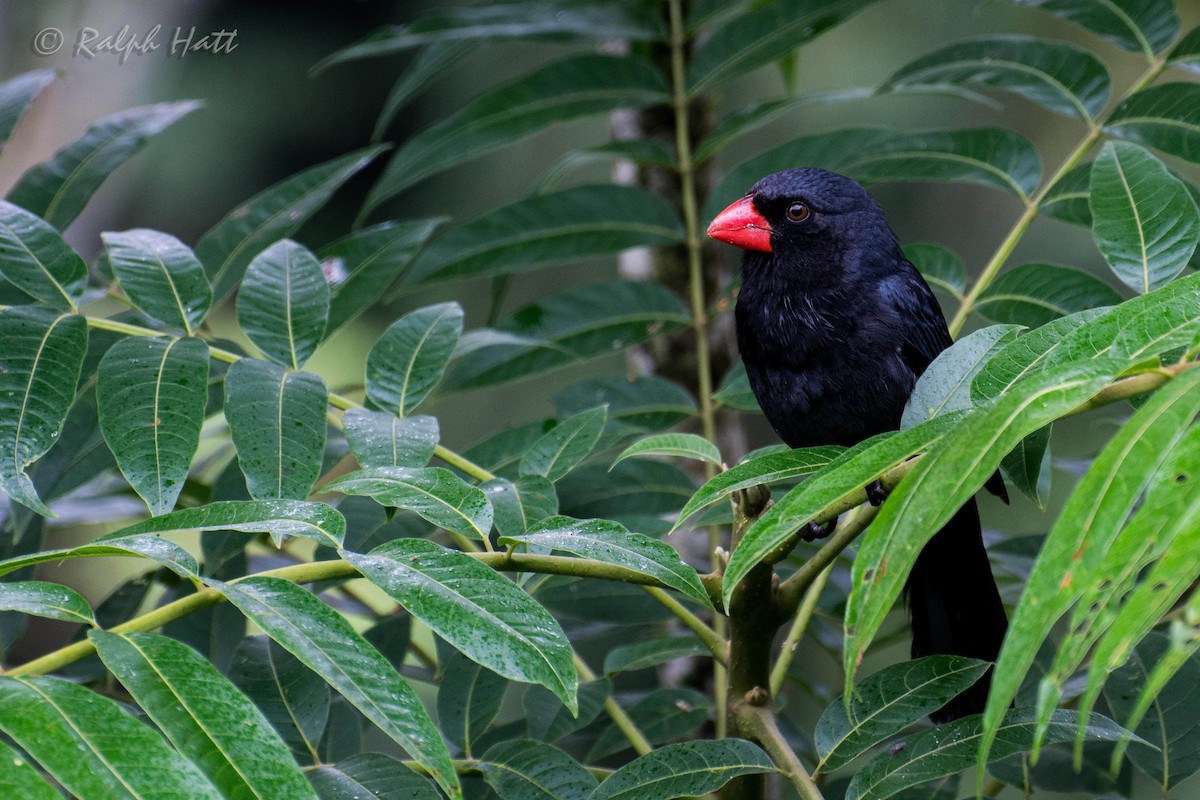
[786,202,810,222]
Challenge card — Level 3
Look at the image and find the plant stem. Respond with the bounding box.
[777,504,881,618]
[770,561,832,697]
[946,55,1168,337]
[666,0,727,738]
[735,704,825,800]
[645,586,727,665]
[575,654,654,755]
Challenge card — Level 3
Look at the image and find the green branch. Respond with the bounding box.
[575,654,654,756]
[947,55,1169,337]
[645,586,727,666]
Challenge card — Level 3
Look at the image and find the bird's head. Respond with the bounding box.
[706,168,896,268]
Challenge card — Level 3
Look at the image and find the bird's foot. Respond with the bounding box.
[800,518,836,542]
[866,479,889,507]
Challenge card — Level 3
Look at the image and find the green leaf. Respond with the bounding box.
[230,636,330,763]
[1040,161,1094,225]
[901,325,1022,428]
[1107,83,1200,164]
[0,200,87,309]
[308,753,439,800]
[978,368,1200,770]
[1001,424,1053,507]
[327,467,492,541]
[198,146,385,301]
[315,4,661,72]
[687,0,877,93]
[969,308,1107,404]
[366,302,463,417]
[484,475,558,536]
[91,630,318,800]
[0,70,54,153]
[1169,24,1200,72]
[483,739,597,800]
[815,656,990,773]
[215,576,459,799]
[883,35,1110,121]
[370,42,473,142]
[98,336,209,516]
[0,534,199,580]
[977,262,1123,326]
[1012,0,1178,56]
[673,446,844,530]
[343,538,578,712]
[225,359,328,501]
[559,459,695,519]
[613,433,721,469]
[0,738,59,800]
[103,229,212,333]
[7,102,199,229]
[846,365,1117,694]
[846,709,1133,800]
[587,739,774,800]
[708,128,1041,220]
[103,498,346,549]
[588,687,711,761]
[343,409,438,468]
[712,363,760,411]
[0,308,88,515]
[1073,423,1200,728]
[1089,141,1199,293]
[525,679,610,742]
[603,636,709,676]
[0,674,223,799]
[406,185,682,284]
[1103,632,1200,787]
[363,55,668,213]
[322,220,444,332]
[556,375,696,435]
[237,240,330,370]
[438,649,507,755]
[520,406,607,481]
[502,516,712,608]
[725,414,965,607]
[449,281,689,390]
[904,243,966,300]
[0,580,95,625]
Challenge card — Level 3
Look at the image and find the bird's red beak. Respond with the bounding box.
[706,195,773,252]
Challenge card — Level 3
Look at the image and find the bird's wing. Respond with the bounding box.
[879,268,953,376]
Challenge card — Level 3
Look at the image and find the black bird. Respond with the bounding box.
[707,168,1007,720]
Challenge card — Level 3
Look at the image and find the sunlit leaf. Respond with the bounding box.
[613,433,722,469]
[0,580,94,626]
[902,325,1022,428]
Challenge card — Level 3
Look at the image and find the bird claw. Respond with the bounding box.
[800,518,836,542]
[866,479,889,507]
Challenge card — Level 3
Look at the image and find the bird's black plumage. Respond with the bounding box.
[713,168,1007,720]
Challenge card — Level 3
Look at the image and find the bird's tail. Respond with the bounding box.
[905,497,1007,722]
